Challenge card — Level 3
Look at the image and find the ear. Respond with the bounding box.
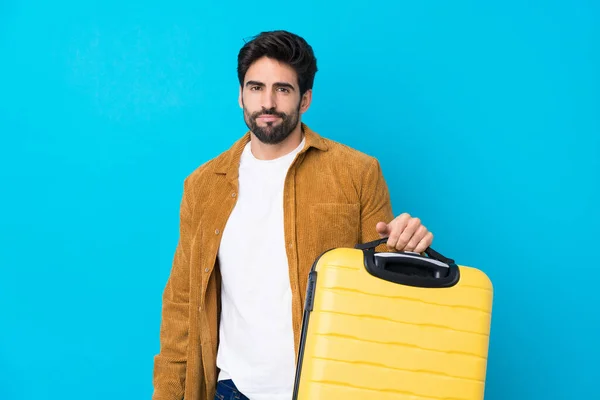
[238,85,243,109]
[300,89,313,114]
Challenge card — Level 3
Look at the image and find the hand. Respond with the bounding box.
[375,213,433,253]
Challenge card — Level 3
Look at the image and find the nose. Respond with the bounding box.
[261,90,276,110]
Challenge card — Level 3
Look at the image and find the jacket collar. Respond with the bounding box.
[213,123,328,180]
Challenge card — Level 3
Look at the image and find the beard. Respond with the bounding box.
[243,102,301,145]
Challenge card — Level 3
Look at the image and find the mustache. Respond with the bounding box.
[251,108,287,119]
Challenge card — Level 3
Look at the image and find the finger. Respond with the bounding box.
[395,217,421,251]
[405,225,427,252]
[414,232,434,254]
[375,221,389,237]
[387,214,411,249]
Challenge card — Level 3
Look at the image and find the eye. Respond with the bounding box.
[277,87,290,93]
[250,86,261,91]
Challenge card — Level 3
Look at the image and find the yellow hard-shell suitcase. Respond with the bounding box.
[292,237,493,400]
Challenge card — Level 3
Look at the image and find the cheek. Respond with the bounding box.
[279,95,302,112]
[241,96,260,113]
[244,93,262,112]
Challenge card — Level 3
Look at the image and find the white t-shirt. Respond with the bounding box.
[216,136,306,399]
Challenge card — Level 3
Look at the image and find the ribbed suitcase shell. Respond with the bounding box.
[293,247,493,400]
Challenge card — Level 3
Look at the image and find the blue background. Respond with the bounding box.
[1,1,598,399]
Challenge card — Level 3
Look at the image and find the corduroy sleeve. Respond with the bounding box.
[359,157,395,249]
[152,178,196,400]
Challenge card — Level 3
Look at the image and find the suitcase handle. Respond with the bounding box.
[355,237,455,263]
[355,237,460,288]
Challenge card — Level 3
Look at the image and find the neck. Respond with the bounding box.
[250,123,304,160]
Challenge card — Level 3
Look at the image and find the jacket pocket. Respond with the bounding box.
[308,203,360,255]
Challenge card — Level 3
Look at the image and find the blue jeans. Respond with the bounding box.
[214,379,250,400]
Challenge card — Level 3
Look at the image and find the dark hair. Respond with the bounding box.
[237,30,318,96]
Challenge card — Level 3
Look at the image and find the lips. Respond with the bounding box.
[257,115,281,122]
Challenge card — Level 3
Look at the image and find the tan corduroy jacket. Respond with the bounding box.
[152,123,394,400]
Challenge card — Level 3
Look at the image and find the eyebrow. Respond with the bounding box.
[245,80,296,91]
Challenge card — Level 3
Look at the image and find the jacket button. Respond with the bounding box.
[231,192,236,197]
[204,268,209,272]
[215,228,220,234]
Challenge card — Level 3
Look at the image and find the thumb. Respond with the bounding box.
[375,221,390,237]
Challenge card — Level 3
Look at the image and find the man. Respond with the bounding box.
[152,30,434,400]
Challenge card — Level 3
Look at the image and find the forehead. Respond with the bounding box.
[244,56,299,87]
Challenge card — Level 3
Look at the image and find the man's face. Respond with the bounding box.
[239,56,311,145]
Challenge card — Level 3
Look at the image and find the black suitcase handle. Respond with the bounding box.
[355,237,455,264]
[355,237,460,288]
